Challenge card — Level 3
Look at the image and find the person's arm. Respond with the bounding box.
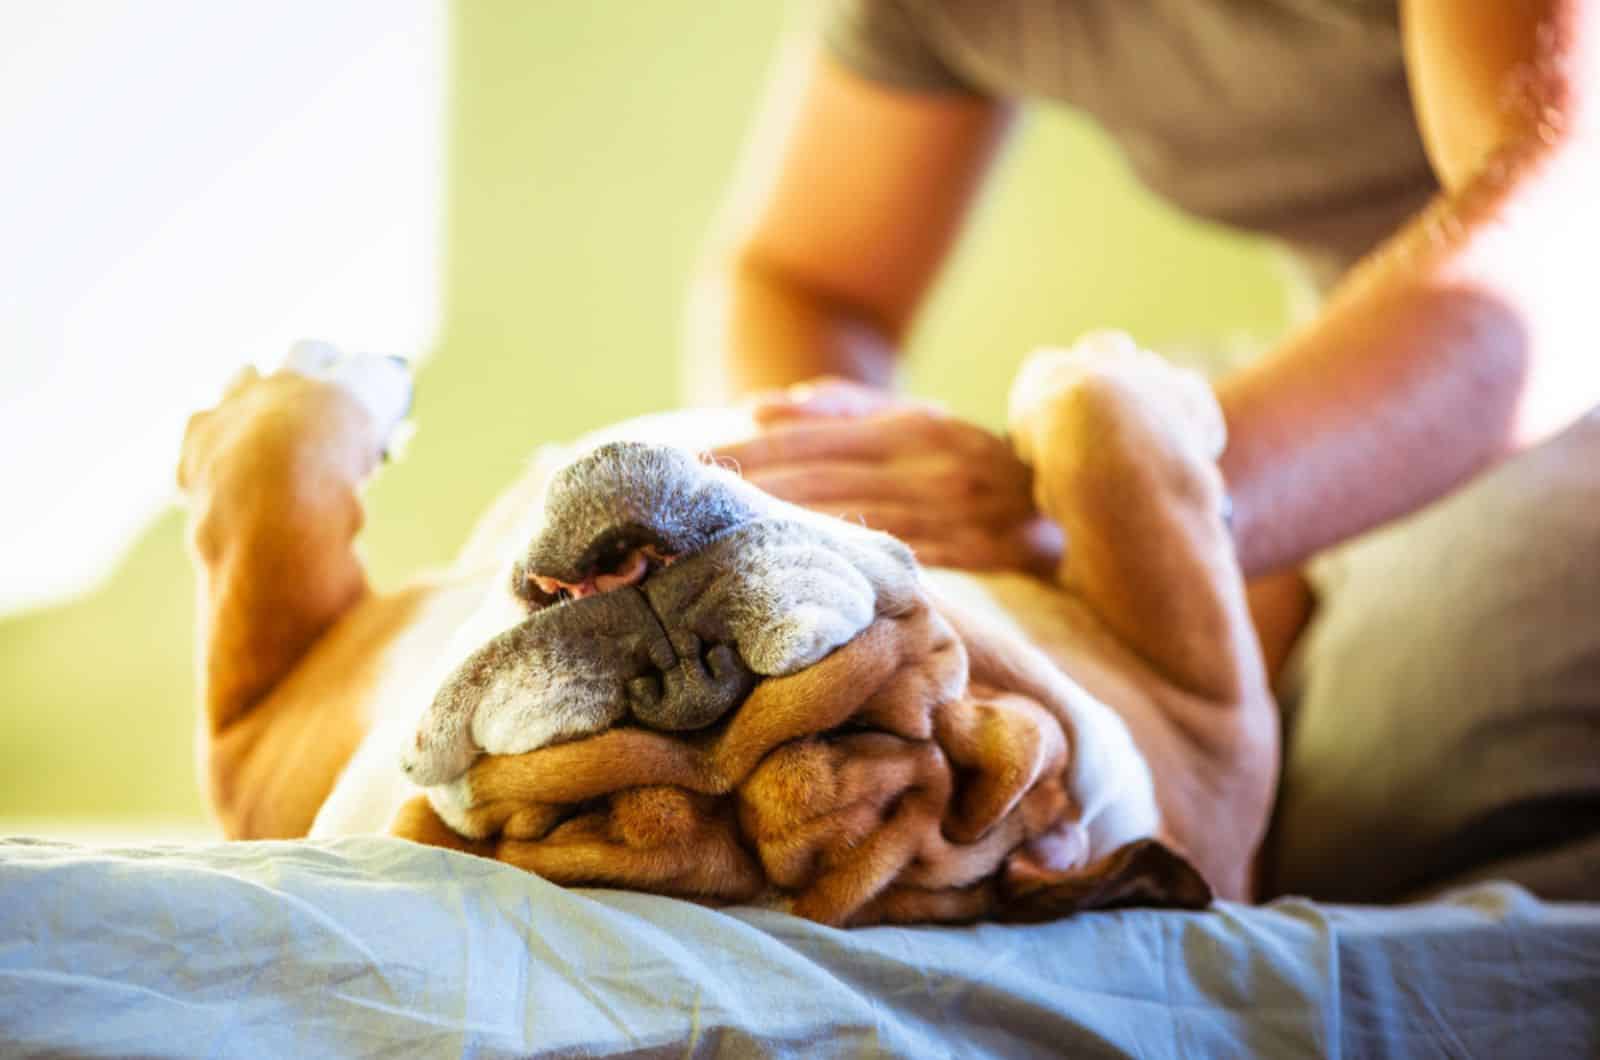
[1219,0,1599,575]
[692,48,1056,575]
[685,49,1010,402]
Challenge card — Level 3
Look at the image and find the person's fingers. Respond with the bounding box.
[744,462,928,504]
[1016,515,1067,579]
[743,459,1031,516]
[894,533,1024,573]
[808,502,1017,544]
[751,378,887,423]
[883,515,1063,574]
[714,411,936,470]
[717,406,1019,475]
[749,377,940,425]
[715,395,1059,576]
[896,540,1001,570]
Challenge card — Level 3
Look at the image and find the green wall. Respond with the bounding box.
[0,2,1291,829]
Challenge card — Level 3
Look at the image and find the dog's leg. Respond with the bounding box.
[1010,336,1267,706]
[1009,336,1279,899]
[178,347,409,836]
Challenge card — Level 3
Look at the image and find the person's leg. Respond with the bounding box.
[1270,407,1600,901]
[178,350,409,836]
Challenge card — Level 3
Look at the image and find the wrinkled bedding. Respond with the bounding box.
[2,836,1597,1058]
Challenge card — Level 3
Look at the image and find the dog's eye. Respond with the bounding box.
[556,588,573,603]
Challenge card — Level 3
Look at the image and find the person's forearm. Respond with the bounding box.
[1219,126,1599,576]
[685,251,900,403]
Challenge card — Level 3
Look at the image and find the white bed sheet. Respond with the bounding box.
[2,836,1596,1058]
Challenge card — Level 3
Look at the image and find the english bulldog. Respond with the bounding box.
[178,334,1281,924]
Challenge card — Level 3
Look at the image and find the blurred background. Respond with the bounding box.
[0,1,1295,837]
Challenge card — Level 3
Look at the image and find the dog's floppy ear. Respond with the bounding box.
[1000,838,1213,920]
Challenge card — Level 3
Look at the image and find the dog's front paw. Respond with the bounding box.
[179,343,414,497]
[1008,331,1225,469]
[283,339,414,456]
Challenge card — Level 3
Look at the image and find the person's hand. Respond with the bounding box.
[713,377,1063,577]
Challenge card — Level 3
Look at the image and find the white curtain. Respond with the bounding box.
[0,0,443,613]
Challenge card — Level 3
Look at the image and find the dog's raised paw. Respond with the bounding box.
[283,339,414,454]
[1008,331,1226,466]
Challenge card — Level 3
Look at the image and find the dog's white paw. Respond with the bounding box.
[283,339,414,454]
[283,338,342,377]
[1008,331,1226,466]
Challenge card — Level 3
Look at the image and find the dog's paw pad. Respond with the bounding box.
[282,340,414,453]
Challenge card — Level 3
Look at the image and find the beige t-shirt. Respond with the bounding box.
[825,0,1439,284]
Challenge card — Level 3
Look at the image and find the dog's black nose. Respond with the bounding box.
[625,539,762,730]
[523,442,759,586]
[625,634,758,732]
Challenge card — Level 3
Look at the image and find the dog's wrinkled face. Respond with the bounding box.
[401,441,919,787]
[393,438,1217,919]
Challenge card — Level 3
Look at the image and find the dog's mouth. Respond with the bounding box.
[518,530,680,609]
[478,520,776,737]
[516,440,760,588]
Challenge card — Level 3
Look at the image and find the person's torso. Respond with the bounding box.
[902,0,1440,281]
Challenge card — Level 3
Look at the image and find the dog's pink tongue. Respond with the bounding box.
[531,546,674,601]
